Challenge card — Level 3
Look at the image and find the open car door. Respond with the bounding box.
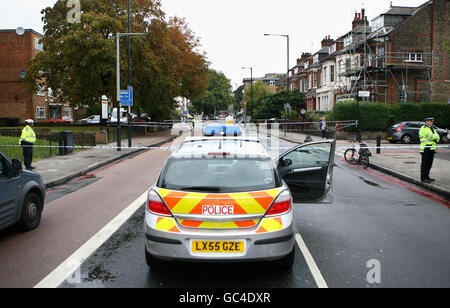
[277,140,336,203]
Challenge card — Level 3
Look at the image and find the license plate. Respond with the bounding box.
[387,137,393,140]
[192,241,245,253]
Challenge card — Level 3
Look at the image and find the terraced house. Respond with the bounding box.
[288,0,449,111]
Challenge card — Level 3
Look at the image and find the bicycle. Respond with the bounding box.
[344,139,371,169]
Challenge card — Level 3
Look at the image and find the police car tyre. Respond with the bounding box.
[19,193,42,231]
[344,149,358,165]
[272,248,295,269]
[441,135,448,144]
[402,134,412,144]
[145,249,168,270]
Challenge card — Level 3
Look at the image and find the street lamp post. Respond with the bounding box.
[116,32,148,151]
[127,0,132,148]
[264,33,290,136]
[242,67,253,123]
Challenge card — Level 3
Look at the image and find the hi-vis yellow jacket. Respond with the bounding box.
[19,125,37,145]
[419,125,439,152]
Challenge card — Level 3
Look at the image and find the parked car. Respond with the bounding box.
[80,115,100,124]
[0,152,46,232]
[48,116,73,124]
[144,137,335,269]
[386,122,449,144]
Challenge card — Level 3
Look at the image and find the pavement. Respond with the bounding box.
[31,130,178,188]
[275,131,450,199]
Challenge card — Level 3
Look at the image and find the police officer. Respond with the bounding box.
[419,117,440,183]
[19,119,37,171]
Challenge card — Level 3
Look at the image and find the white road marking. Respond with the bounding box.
[34,190,149,288]
[295,233,329,288]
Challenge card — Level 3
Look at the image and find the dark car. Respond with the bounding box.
[0,152,46,232]
[386,122,449,144]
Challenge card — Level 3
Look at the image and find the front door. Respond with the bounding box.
[277,141,336,203]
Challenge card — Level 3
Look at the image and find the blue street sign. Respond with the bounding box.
[120,86,133,106]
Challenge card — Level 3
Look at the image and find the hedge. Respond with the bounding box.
[333,101,450,131]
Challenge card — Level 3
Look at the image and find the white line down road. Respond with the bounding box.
[34,190,149,288]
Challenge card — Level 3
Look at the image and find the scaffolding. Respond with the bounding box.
[335,25,436,103]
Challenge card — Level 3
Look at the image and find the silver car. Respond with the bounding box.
[144,137,335,269]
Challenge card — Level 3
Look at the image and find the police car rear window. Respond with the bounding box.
[158,158,281,193]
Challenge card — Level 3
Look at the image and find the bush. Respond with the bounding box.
[333,101,450,131]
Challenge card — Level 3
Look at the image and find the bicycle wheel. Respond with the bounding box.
[361,154,370,169]
[344,148,358,165]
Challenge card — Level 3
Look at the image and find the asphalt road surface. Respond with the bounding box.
[0,133,449,288]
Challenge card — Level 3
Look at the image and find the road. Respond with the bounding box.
[0,132,449,288]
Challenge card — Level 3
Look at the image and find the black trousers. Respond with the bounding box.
[421,148,435,181]
[321,130,327,139]
[21,141,33,169]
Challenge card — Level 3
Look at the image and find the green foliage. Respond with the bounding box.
[281,110,299,120]
[191,70,234,116]
[25,0,209,121]
[306,111,334,122]
[254,90,305,119]
[333,101,450,131]
[243,81,271,118]
[233,84,245,112]
[87,104,102,116]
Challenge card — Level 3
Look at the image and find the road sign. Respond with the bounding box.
[284,103,292,113]
[120,86,133,106]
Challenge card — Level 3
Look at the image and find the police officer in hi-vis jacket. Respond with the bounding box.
[419,117,440,184]
[19,119,37,171]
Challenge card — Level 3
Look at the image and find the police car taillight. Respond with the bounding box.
[266,190,292,216]
[148,190,172,216]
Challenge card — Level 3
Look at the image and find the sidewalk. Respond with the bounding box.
[32,130,177,188]
[277,131,450,198]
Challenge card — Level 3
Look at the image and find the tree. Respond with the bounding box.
[25,0,209,120]
[254,90,305,119]
[243,80,271,118]
[191,70,234,116]
[233,84,245,113]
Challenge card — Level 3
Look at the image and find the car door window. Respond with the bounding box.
[280,143,331,170]
[278,141,335,203]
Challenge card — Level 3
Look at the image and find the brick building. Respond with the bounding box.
[0,29,80,124]
[279,0,449,112]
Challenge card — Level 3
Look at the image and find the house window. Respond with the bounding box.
[64,108,72,119]
[48,88,53,97]
[36,107,46,119]
[37,85,45,96]
[405,53,423,63]
[330,65,335,83]
[323,67,328,86]
[313,73,317,88]
[35,38,44,51]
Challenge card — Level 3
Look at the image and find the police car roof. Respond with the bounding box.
[174,137,269,158]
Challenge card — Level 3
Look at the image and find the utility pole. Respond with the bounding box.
[127,0,132,148]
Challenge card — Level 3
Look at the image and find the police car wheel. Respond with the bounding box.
[272,248,295,269]
[19,193,42,231]
[145,249,168,270]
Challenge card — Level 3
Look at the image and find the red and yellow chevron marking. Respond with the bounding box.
[155,217,180,233]
[178,219,260,229]
[256,217,283,233]
[157,188,281,216]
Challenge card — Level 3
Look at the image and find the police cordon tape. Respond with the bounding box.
[1,144,448,151]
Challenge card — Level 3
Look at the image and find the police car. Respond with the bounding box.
[144,137,335,269]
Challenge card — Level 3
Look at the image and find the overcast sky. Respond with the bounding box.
[1,0,427,89]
